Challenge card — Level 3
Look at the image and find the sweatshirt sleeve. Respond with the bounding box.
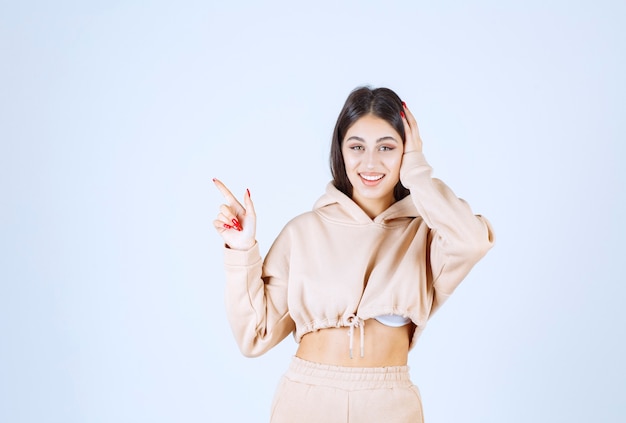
[223,230,295,357]
[400,151,495,314]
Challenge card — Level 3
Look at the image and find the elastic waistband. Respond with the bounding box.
[285,356,413,390]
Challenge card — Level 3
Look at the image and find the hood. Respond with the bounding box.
[312,182,419,225]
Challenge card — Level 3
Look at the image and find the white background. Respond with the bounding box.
[1,1,624,422]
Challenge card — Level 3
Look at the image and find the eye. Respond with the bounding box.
[348,145,364,151]
[379,145,395,151]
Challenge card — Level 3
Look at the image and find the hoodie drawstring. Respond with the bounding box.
[346,314,365,359]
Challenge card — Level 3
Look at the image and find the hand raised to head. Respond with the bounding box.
[400,102,423,154]
[212,178,256,251]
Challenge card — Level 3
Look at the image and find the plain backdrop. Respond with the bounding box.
[1,1,624,422]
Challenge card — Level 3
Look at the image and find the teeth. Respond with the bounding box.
[360,174,384,181]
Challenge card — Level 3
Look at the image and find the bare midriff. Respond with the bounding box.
[296,318,414,367]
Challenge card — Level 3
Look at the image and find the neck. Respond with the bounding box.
[352,195,394,219]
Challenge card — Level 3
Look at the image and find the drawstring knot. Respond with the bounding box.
[346,314,365,359]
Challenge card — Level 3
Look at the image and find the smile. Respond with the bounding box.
[360,174,384,181]
[359,173,385,185]
[359,173,384,181]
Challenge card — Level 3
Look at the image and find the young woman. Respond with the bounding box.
[212,87,494,422]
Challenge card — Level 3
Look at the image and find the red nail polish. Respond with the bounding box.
[246,188,250,197]
[232,218,242,231]
[224,223,233,229]
[402,101,406,108]
[400,111,405,119]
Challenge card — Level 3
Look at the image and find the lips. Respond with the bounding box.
[359,173,385,186]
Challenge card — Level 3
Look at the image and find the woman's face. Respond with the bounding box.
[342,114,404,218]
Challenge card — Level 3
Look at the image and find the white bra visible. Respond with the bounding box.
[345,314,412,359]
[373,314,411,327]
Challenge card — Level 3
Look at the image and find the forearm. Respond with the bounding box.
[400,151,494,295]
[223,242,294,357]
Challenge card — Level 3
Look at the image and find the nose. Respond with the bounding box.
[366,150,376,169]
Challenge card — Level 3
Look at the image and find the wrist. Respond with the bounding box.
[225,241,256,251]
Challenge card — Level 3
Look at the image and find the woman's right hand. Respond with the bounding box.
[212,178,256,251]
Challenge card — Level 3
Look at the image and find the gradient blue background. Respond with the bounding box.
[1,1,624,422]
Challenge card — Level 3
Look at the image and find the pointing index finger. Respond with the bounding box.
[213,178,243,209]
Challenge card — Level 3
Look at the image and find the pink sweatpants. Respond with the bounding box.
[269,356,424,423]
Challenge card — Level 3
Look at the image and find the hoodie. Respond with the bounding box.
[223,151,495,358]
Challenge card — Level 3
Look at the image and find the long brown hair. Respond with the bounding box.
[330,86,410,201]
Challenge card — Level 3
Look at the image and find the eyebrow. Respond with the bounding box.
[345,136,399,143]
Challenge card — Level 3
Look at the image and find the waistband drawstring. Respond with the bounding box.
[346,315,365,359]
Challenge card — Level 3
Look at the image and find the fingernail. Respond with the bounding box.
[246,188,250,198]
[212,178,217,182]
[400,111,405,119]
[232,218,242,231]
[402,101,406,108]
[224,223,233,229]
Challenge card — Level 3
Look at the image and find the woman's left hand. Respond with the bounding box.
[401,103,423,154]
